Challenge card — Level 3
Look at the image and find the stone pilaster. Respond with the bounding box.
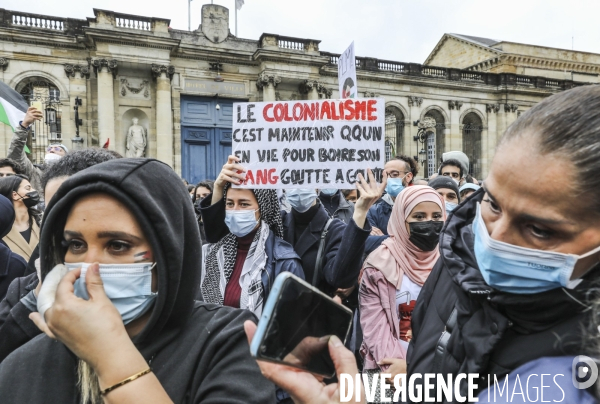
[0,58,9,155]
[92,59,118,149]
[256,72,280,102]
[152,64,175,166]
[483,104,500,178]
[448,100,463,151]
[299,80,320,100]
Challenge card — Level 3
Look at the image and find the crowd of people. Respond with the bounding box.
[0,86,598,403]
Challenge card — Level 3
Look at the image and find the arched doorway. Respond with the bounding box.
[15,77,63,164]
[384,106,405,161]
[423,109,445,177]
[462,112,483,178]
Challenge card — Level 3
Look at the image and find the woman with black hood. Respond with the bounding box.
[406,85,600,401]
[0,158,275,403]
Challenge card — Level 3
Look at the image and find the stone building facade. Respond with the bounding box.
[0,6,593,182]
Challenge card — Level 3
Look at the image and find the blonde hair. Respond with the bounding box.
[77,360,101,404]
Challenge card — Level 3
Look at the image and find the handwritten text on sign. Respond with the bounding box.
[232,98,385,189]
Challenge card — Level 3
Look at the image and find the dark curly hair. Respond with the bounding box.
[41,148,121,193]
[0,158,23,175]
[391,155,418,184]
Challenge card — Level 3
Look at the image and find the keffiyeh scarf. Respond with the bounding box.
[201,188,283,315]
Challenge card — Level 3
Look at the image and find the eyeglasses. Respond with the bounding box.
[47,146,63,153]
[0,173,15,177]
[442,172,460,179]
[387,171,409,179]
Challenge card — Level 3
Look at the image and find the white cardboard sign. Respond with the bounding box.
[338,41,357,99]
[231,98,385,189]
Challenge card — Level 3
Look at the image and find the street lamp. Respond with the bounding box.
[413,120,429,166]
[71,97,84,151]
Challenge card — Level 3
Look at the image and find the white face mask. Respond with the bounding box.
[286,189,317,213]
[225,209,259,237]
[65,262,157,324]
[44,153,61,164]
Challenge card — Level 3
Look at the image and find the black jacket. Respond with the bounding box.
[364,196,393,254]
[318,190,354,224]
[0,195,27,301]
[281,204,370,296]
[0,159,275,404]
[407,189,593,402]
[0,272,38,364]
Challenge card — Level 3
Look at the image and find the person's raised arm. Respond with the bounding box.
[211,155,247,205]
[7,107,43,179]
[353,169,386,229]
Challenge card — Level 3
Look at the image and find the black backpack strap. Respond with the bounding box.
[312,218,333,287]
[432,307,457,374]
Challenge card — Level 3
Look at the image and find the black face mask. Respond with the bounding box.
[194,199,202,214]
[408,220,444,252]
[18,191,40,208]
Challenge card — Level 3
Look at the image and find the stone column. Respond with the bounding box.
[92,59,117,149]
[256,72,280,102]
[448,100,463,151]
[483,104,500,179]
[0,58,10,155]
[300,80,319,100]
[153,64,175,166]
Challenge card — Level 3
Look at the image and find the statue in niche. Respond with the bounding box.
[126,117,147,158]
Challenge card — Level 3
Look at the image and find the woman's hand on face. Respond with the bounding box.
[244,321,364,404]
[30,263,133,373]
[353,169,387,228]
[212,155,247,205]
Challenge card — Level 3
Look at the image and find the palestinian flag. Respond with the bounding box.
[0,80,28,132]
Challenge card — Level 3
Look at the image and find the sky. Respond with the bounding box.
[6,0,598,63]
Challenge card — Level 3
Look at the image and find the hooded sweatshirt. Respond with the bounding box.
[0,194,27,300]
[0,158,275,403]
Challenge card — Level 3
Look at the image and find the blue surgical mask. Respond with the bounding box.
[385,178,404,198]
[320,188,337,197]
[287,189,317,213]
[472,203,600,294]
[445,201,458,214]
[225,209,259,237]
[66,262,157,325]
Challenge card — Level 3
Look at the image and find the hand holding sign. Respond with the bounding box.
[352,169,387,229]
[212,155,247,205]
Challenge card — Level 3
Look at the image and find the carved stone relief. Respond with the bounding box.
[201,5,229,44]
[120,78,150,99]
[408,96,423,107]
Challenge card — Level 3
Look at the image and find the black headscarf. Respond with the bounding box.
[40,158,202,343]
[201,183,282,306]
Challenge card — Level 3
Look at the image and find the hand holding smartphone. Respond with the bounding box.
[250,273,353,378]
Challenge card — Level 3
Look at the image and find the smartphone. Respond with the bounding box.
[250,272,353,378]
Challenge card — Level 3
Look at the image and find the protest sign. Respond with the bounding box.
[232,98,385,189]
[338,42,357,99]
